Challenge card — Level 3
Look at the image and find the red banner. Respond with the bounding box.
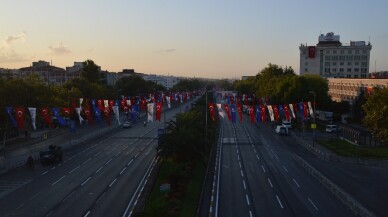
[208,103,216,122]
[308,46,316,58]
[15,106,25,129]
[284,104,290,121]
[155,102,162,122]
[249,105,255,124]
[41,107,52,127]
[237,103,243,122]
[261,106,266,122]
[224,104,232,121]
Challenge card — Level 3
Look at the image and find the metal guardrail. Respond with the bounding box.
[294,154,376,217]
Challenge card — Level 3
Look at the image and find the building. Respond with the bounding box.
[299,32,372,78]
[328,78,388,103]
[0,68,19,79]
[19,61,68,85]
[142,74,179,90]
[241,76,254,80]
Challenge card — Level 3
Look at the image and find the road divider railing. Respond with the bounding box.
[293,154,376,217]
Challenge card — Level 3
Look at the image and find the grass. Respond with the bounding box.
[318,139,388,159]
[142,158,207,217]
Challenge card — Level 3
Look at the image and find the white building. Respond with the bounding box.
[299,32,372,78]
[142,74,179,90]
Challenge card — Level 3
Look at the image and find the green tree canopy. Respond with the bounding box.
[363,87,388,143]
[81,60,102,83]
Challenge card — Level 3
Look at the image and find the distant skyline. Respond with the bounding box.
[1,0,388,79]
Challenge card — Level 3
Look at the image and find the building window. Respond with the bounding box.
[361,74,367,78]
[340,50,345,54]
[333,62,337,66]
[347,62,352,66]
[324,68,330,72]
[354,74,358,78]
[348,50,352,54]
[347,68,352,72]
[332,68,337,72]
[305,68,308,72]
[361,62,367,67]
[355,62,359,66]
[333,50,337,54]
[340,68,344,72]
[326,50,330,54]
[363,50,367,54]
[347,74,351,78]
[340,62,344,66]
[355,50,360,54]
[354,68,359,72]
[346,56,353,61]
[325,56,330,61]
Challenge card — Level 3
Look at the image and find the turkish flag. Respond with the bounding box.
[273,105,279,122]
[84,106,93,126]
[303,102,309,119]
[308,46,316,58]
[103,107,111,126]
[109,100,115,110]
[97,99,104,111]
[284,104,290,121]
[261,106,266,123]
[237,103,243,122]
[15,106,25,129]
[63,108,71,117]
[249,105,255,124]
[224,104,232,121]
[155,102,162,122]
[208,103,216,122]
[41,107,52,128]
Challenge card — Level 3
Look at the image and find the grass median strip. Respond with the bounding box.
[318,139,388,159]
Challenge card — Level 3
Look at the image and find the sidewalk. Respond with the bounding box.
[290,129,388,166]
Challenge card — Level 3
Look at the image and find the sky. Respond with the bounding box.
[1,0,388,79]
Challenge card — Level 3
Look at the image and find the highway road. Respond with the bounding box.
[215,117,355,217]
[0,102,188,217]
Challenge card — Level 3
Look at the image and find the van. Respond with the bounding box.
[325,125,339,133]
[275,125,288,135]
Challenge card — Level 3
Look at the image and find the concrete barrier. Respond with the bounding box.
[294,154,376,217]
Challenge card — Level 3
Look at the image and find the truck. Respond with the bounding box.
[316,110,333,124]
[40,145,63,165]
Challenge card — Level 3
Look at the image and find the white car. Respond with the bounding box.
[326,124,339,133]
[123,121,132,128]
[282,120,292,129]
[275,125,288,135]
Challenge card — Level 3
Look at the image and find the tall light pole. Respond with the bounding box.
[309,91,316,146]
[205,91,208,137]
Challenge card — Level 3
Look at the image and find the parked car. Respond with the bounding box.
[275,125,288,135]
[40,145,63,165]
[326,124,339,133]
[123,121,132,128]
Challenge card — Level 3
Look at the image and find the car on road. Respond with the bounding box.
[282,120,292,129]
[325,124,339,133]
[275,125,288,135]
[123,121,132,128]
[40,145,63,165]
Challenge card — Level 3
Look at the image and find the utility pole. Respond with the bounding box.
[205,91,208,137]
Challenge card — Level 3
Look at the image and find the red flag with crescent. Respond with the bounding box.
[15,106,25,129]
[224,104,232,121]
[249,105,255,124]
[208,103,216,122]
[155,102,162,122]
[261,106,266,122]
[237,103,243,122]
[84,106,93,126]
[41,107,52,127]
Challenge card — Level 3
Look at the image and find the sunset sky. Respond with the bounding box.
[1,0,388,78]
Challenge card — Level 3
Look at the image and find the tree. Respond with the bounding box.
[81,60,101,83]
[115,75,147,96]
[363,87,388,143]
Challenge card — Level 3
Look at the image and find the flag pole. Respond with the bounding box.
[205,91,208,137]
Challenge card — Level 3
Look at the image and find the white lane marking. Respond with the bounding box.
[109,178,117,188]
[81,177,92,186]
[237,155,240,161]
[240,170,244,177]
[262,165,266,173]
[41,171,49,175]
[120,167,126,175]
[103,146,110,150]
[69,165,80,174]
[94,152,101,157]
[246,194,250,206]
[254,149,257,153]
[63,191,75,201]
[276,195,284,209]
[83,158,92,165]
[122,146,128,151]
[293,178,300,188]
[308,198,319,211]
[282,166,288,173]
[105,158,113,165]
[83,210,91,217]
[95,166,103,174]
[96,191,106,204]
[267,178,273,188]
[249,210,253,217]
[134,152,140,158]
[45,210,53,217]
[114,152,121,157]
[51,166,56,170]
[239,162,242,168]
[237,149,239,154]
[243,180,246,190]
[127,159,134,166]
[274,154,279,160]
[16,203,25,209]
[256,155,260,160]
[52,175,66,186]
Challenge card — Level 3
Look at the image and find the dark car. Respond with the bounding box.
[40,145,63,165]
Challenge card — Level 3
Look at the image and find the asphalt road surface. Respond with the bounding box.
[216,117,355,217]
[0,103,188,217]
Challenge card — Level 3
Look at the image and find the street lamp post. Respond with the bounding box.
[205,91,208,137]
[309,91,316,146]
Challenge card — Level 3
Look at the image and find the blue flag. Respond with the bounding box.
[255,106,261,123]
[69,120,76,133]
[52,108,67,126]
[231,104,236,123]
[93,106,102,124]
[5,107,17,127]
[278,105,285,119]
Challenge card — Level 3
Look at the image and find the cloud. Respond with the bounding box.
[2,32,27,47]
[0,49,28,63]
[48,42,71,55]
